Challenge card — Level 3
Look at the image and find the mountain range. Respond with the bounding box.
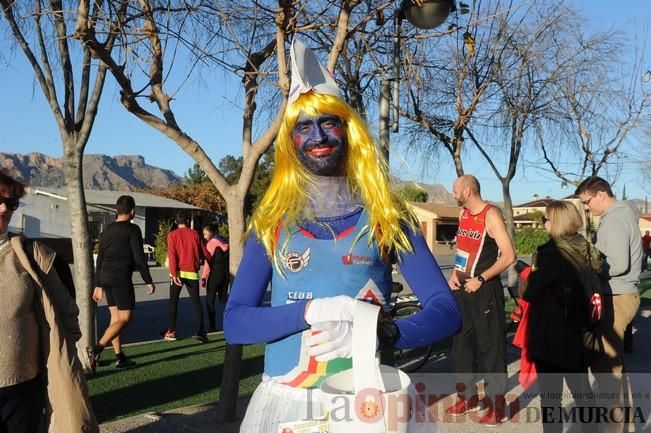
[1,152,645,209]
[1,152,458,203]
[0,152,181,190]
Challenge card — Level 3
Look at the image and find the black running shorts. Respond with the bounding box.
[103,281,136,310]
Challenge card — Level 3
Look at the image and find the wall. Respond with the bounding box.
[10,194,71,238]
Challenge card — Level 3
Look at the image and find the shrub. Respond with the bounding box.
[515,227,548,255]
[154,219,174,267]
[398,185,428,202]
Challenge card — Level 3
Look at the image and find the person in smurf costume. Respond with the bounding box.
[224,38,461,433]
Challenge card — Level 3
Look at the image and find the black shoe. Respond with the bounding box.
[194,333,209,344]
[85,347,101,375]
[115,355,137,370]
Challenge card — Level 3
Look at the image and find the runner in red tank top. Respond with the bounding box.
[446,175,516,426]
[454,204,500,281]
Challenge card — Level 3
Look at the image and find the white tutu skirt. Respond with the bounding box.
[239,376,439,433]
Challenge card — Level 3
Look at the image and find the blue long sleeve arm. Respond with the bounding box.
[394,228,462,349]
[224,233,309,344]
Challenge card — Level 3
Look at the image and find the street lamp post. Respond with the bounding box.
[379,0,456,162]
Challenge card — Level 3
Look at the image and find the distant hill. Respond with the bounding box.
[396,179,456,204]
[0,152,181,190]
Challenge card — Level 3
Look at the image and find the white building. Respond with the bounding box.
[10,187,202,262]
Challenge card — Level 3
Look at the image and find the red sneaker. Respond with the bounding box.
[161,329,177,341]
[445,395,481,416]
[478,408,508,426]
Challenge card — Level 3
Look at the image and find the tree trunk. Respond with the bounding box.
[500,180,518,288]
[216,194,246,422]
[62,144,95,360]
[452,138,464,176]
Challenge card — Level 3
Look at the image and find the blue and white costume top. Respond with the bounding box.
[224,207,461,389]
[267,210,391,387]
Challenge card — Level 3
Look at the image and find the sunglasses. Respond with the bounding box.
[0,197,19,211]
[542,216,548,224]
[581,195,595,206]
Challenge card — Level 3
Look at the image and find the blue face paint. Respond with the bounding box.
[292,112,347,176]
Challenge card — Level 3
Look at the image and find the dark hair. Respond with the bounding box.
[175,211,190,225]
[0,171,26,199]
[115,195,136,215]
[575,176,614,198]
[203,222,219,234]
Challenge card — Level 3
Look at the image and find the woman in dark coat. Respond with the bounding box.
[523,200,601,433]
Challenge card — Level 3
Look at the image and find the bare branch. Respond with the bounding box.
[1,0,65,130]
[50,0,75,130]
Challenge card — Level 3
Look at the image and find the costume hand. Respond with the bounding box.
[464,277,481,293]
[147,284,156,295]
[307,321,356,361]
[171,276,182,287]
[448,272,462,291]
[92,287,103,303]
[304,295,356,325]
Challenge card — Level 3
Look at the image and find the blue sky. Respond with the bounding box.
[0,0,649,204]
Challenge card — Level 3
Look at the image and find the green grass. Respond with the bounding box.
[87,335,264,423]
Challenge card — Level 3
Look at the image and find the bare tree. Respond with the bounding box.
[399,0,518,177]
[536,35,650,188]
[1,0,118,362]
[74,0,375,420]
[463,2,590,249]
[401,1,633,257]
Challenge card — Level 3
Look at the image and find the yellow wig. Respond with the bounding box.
[249,91,416,268]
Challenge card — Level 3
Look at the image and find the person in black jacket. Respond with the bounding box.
[523,200,600,433]
[86,195,156,373]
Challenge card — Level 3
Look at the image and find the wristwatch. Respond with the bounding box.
[477,274,486,285]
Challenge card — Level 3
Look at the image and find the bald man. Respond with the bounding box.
[446,175,516,426]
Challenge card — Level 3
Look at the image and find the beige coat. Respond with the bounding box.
[9,235,99,433]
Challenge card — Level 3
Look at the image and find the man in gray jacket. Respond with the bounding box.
[576,176,642,433]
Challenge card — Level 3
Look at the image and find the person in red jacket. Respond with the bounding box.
[163,211,209,343]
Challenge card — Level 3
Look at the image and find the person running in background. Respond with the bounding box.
[201,223,229,332]
[164,211,209,343]
[87,195,156,372]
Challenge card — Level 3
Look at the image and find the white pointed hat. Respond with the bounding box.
[288,39,342,104]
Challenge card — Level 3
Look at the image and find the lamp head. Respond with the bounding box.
[401,0,455,30]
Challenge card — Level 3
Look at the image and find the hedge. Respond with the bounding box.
[515,227,548,255]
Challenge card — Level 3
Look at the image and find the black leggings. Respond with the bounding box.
[452,279,507,401]
[168,278,204,335]
[205,269,229,329]
[0,375,44,433]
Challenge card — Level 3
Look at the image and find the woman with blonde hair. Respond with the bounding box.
[223,40,461,433]
[523,200,601,433]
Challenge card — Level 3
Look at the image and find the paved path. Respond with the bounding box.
[100,270,651,433]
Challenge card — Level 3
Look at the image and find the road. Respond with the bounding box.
[96,266,226,344]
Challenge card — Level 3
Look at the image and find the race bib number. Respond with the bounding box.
[278,419,329,433]
[454,249,470,273]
